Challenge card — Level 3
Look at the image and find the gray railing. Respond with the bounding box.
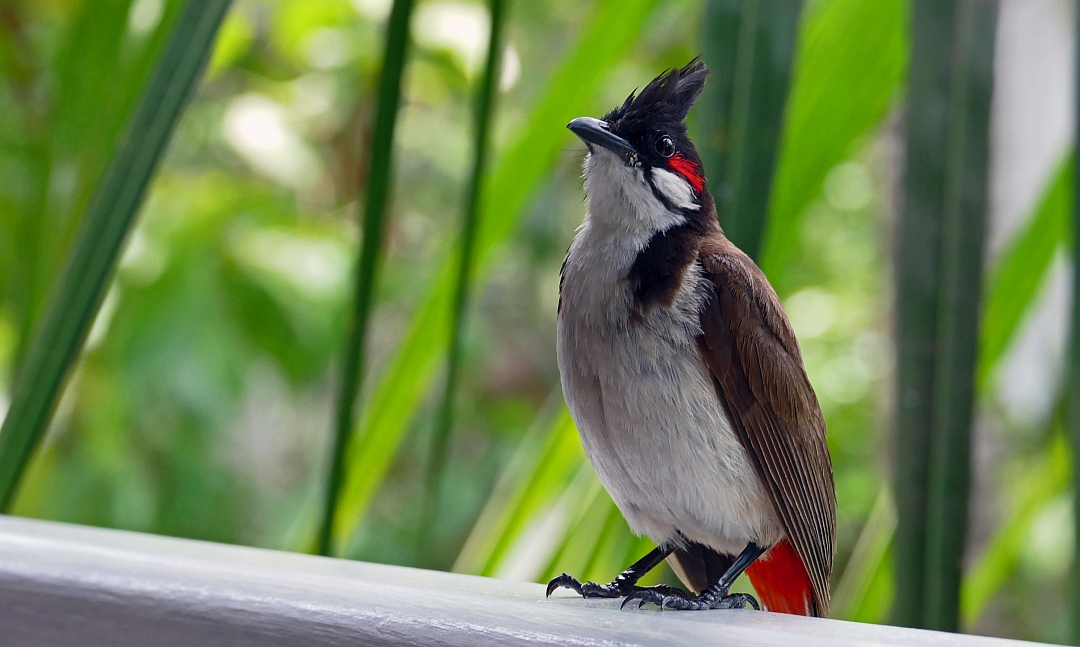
[0,515,1040,646]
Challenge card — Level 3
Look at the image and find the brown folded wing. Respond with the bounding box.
[695,236,836,617]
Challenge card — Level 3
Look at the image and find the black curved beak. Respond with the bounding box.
[568,117,636,164]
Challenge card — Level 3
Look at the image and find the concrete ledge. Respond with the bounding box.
[0,515,1039,646]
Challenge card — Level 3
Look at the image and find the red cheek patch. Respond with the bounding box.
[668,153,705,194]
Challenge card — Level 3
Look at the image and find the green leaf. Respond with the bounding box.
[453,405,586,576]
[538,480,616,582]
[11,0,183,366]
[759,0,908,286]
[332,0,662,546]
[0,0,233,510]
[850,542,896,624]
[977,156,1073,392]
[1071,9,1080,639]
[825,154,1074,628]
[892,0,964,627]
[923,1,998,631]
[318,0,415,558]
[455,400,655,587]
[831,486,897,621]
[960,434,1070,628]
[698,0,803,261]
[421,0,509,564]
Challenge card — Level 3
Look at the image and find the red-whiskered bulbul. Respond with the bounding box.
[545,59,836,616]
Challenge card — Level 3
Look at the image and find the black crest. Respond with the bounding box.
[604,58,709,133]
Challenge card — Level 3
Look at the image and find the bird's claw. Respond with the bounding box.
[548,573,689,602]
[545,574,623,598]
[622,589,760,611]
[546,573,584,597]
[621,588,665,610]
[640,584,689,599]
[717,592,760,610]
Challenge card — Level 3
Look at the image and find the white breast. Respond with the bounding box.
[557,205,783,555]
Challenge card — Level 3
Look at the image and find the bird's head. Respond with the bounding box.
[568,59,710,230]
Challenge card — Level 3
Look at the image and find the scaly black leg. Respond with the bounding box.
[622,542,765,611]
[546,544,687,599]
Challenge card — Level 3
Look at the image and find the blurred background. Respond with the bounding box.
[0,0,1074,642]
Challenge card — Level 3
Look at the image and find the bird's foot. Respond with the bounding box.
[546,573,688,600]
[622,587,759,611]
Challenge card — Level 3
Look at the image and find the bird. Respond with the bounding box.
[545,58,836,616]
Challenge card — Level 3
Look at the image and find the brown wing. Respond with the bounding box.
[696,235,836,617]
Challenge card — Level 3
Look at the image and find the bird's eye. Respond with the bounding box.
[652,135,669,157]
[656,135,675,158]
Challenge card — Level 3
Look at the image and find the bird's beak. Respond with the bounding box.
[568,117,636,165]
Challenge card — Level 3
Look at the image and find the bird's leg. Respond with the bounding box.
[546,544,686,599]
[623,542,765,611]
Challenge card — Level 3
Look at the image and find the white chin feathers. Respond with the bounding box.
[582,149,698,236]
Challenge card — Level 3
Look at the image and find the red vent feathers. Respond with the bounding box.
[745,539,814,616]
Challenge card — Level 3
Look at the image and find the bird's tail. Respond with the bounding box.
[745,539,815,616]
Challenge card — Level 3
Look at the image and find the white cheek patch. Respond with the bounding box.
[582,148,689,240]
[651,167,700,211]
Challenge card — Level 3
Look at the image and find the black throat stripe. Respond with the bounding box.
[628,221,704,315]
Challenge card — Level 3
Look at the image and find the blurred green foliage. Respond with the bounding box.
[0,0,1074,642]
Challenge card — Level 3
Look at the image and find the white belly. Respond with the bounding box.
[557,249,782,555]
